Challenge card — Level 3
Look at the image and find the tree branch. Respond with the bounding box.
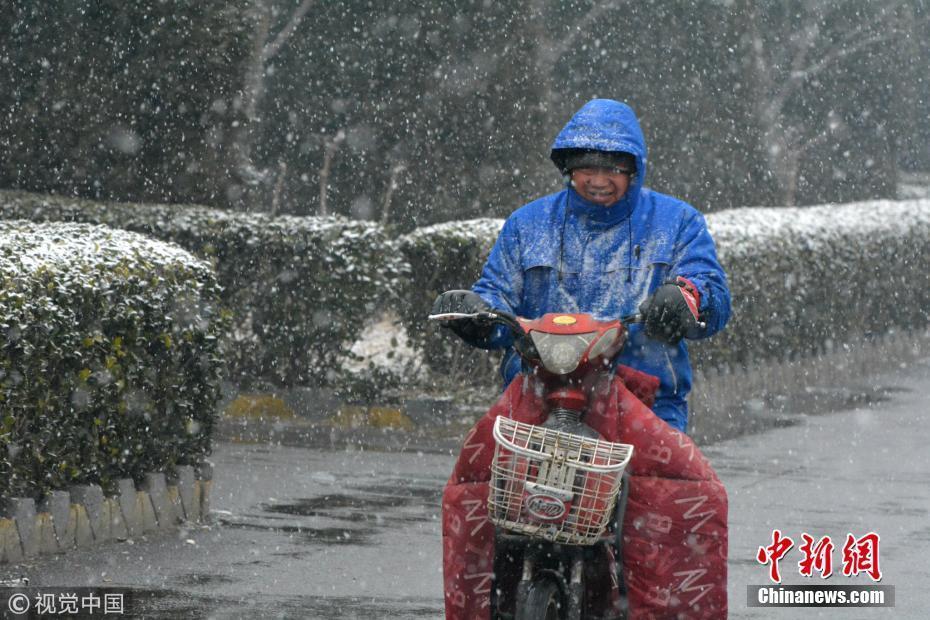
[791,30,893,86]
[547,0,621,63]
[765,22,818,123]
[769,12,897,118]
[787,24,817,79]
[744,3,778,124]
[263,0,316,62]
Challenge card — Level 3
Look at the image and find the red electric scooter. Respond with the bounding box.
[430,309,641,620]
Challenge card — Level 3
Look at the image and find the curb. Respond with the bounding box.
[223,392,465,430]
[215,417,466,454]
[0,465,212,565]
[216,398,483,454]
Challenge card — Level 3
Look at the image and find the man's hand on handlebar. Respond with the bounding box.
[430,290,494,340]
[638,277,705,345]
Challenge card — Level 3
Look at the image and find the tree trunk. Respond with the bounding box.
[226,0,317,212]
[271,160,287,214]
[319,130,345,217]
[380,162,406,226]
[225,1,271,210]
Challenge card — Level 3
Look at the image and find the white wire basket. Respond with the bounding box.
[488,416,634,546]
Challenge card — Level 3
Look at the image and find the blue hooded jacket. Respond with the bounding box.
[468,99,731,431]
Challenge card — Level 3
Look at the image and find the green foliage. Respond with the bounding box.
[0,220,227,500]
[0,190,409,388]
[397,219,504,382]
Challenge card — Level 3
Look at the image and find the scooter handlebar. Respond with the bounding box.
[429,311,647,329]
[427,310,524,334]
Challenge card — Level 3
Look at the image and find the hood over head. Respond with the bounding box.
[550,99,648,209]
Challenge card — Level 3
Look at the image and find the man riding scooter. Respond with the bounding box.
[434,99,732,618]
[435,98,730,432]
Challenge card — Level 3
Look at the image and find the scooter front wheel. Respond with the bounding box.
[516,577,563,620]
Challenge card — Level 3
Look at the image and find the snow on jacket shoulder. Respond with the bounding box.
[466,99,730,431]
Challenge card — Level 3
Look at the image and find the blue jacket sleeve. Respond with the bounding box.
[672,210,731,338]
[465,217,523,350]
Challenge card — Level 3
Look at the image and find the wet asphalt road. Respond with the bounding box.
[3,357,930,619]
[2,446,452,619]
[715,357,930,619]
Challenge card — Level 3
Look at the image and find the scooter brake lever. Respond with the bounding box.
[427,311,499,322]
[621,312,707,330]
[427,312,482,321]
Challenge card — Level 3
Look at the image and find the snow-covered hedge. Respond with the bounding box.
[0,190,408,388]
[692,200,930,366]
[6,189,926,398]
[0,221,226,500]
[399,200,930,373]
[397,219,504,377]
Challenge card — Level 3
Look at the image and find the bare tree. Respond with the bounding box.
[483,0,624,197]
[228,0,316,210]
[318,129,345,217]
[270,159,288,214]
[739,1,904,206]
[526,0,622,125]
[380,162,407,226]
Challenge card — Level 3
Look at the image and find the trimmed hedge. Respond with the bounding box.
[397,218,503,377]
[0,221,227,499]
[5,189,927,397]
[398,200,930,376]
[0,190,408,388]
[691,200,930,367]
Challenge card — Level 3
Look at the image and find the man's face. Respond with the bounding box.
[570,166,632,206]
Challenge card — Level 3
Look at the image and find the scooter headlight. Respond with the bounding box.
[529,331,598,375]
